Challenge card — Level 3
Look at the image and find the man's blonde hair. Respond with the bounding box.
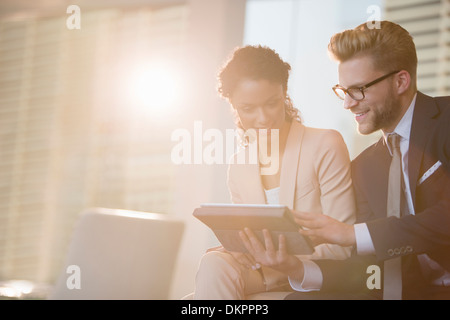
[328,21,417,88]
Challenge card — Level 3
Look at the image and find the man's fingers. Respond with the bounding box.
[293,211,330,229]
[298,227,317,237]
[295,218,323,229]
[292,210,318,220]
[298,229,324,246]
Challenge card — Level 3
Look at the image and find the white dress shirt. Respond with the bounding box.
[264,187,280,206]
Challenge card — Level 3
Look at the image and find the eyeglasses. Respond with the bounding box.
[332,70,400,101]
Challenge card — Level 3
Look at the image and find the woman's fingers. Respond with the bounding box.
[244,228,265,252]
[228,250,257,269]
[262,229,276,253]
[238,228,299,273]
[206,245,225,253]
[241,228,282,254]
[238,230,262,269]
[240,228,276,269]
[278,233,287,256]
[239,229,253,252]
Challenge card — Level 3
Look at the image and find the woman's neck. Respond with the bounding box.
[259,120,291,189]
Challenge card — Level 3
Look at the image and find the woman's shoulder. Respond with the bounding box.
[300,124,345,147]
[297,125,351,170]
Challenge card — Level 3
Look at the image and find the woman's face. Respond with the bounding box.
[229,78,286,132]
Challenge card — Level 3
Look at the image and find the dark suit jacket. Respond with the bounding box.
[312,92,450,299]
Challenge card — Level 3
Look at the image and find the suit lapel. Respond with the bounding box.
[408,92,440,204]
[279,121,304,209]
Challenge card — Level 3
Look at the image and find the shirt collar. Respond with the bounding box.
[383,93,417,155]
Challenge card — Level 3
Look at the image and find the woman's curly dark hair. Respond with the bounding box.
[217,45,301,124]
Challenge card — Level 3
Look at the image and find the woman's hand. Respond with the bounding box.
[292,210,356,247]
[239,228,304,279]
[206,245,260,270]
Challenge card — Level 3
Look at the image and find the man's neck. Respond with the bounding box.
[382,89,417,134]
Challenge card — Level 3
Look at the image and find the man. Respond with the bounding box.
[242,20,450,299]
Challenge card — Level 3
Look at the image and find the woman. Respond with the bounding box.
[193,45,356,299]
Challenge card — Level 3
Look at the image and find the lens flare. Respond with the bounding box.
[125,62,182,115]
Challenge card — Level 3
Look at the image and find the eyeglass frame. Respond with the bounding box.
[332,70,400,101]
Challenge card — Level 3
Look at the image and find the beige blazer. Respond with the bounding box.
[227,120,356,260]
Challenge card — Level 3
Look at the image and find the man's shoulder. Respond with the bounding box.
[419,93,450,142]
[433,94,450,106]
[418,92,450,117]
[435,95,450,119]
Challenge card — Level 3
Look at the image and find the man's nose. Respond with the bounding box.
[343,94,359,110]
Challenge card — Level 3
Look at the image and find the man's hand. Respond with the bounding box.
[239,228,304,280]
[293,210,356,247]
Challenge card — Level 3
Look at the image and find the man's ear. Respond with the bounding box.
[395,70,411,95]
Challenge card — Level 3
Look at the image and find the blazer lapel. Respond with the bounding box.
[279,121,304,209]
[408,92,440,204]
[244,142,267,204]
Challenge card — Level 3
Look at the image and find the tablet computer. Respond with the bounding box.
[193,203,314,255]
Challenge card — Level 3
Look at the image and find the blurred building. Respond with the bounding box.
[0,3,187,284]
[385,0,450,96]
[0,0,245,298]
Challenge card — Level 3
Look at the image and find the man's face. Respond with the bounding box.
[338,55,403,134]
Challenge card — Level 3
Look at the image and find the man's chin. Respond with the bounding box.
[356,123,377,135]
